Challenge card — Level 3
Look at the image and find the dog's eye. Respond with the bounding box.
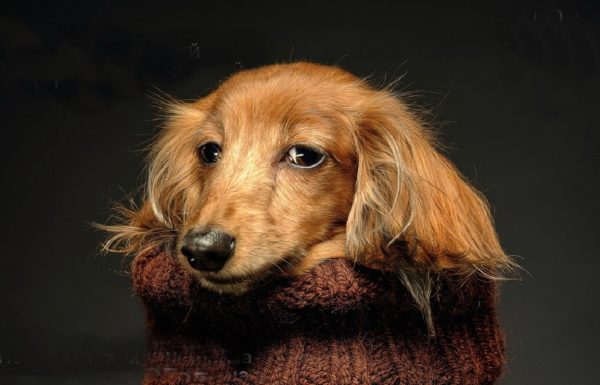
[285,145,326,169]
[198,142,221,165]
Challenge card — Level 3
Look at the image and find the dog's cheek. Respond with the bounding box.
[274,167,354,244]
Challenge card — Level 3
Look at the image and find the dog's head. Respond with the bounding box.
[103,63,513,325]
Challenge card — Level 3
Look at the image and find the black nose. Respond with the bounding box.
[180,230,235,272]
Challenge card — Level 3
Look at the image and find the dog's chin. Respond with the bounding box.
[196,275,257,295]
[183,254,299,295]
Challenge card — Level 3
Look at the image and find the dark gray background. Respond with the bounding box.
[1,1,598,384]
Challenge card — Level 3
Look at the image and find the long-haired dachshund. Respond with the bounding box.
[103,62,514,329]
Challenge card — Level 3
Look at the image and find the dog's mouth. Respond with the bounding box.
[197,273,261,295]
[203,274,256,285]
[195,253,301,294]
[197,263,276,294]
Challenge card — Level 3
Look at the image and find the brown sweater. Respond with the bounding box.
[132,251,505,385]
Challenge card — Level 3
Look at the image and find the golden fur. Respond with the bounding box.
[101,62,514,331]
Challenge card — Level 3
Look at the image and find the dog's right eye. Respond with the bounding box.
[285,145,326,169]
[198,142,221,165]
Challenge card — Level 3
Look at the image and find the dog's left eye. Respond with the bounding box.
[285,145,326,168]
[198,142,221,165]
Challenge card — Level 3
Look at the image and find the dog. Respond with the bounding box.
[102,62,514,329]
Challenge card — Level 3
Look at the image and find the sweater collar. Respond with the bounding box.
[133,252,409,317]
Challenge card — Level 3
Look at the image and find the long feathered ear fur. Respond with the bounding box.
[98,97,211,257]
[346,90,515,333]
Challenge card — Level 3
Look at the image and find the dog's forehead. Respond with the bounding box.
[213,71,361,137]
[193,64,365,163]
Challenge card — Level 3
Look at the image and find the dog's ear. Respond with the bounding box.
[346,91,513,311]
[145,98,211,230]
[100,97,212,256]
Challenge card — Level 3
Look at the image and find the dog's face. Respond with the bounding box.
[113,62,511,300]
[168,66,361,292]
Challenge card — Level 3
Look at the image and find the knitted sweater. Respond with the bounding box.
[132,251,506,385]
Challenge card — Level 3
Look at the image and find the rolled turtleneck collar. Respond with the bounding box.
[131,251,506,385]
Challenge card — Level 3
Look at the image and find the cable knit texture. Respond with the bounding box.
[132,251,506,385]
